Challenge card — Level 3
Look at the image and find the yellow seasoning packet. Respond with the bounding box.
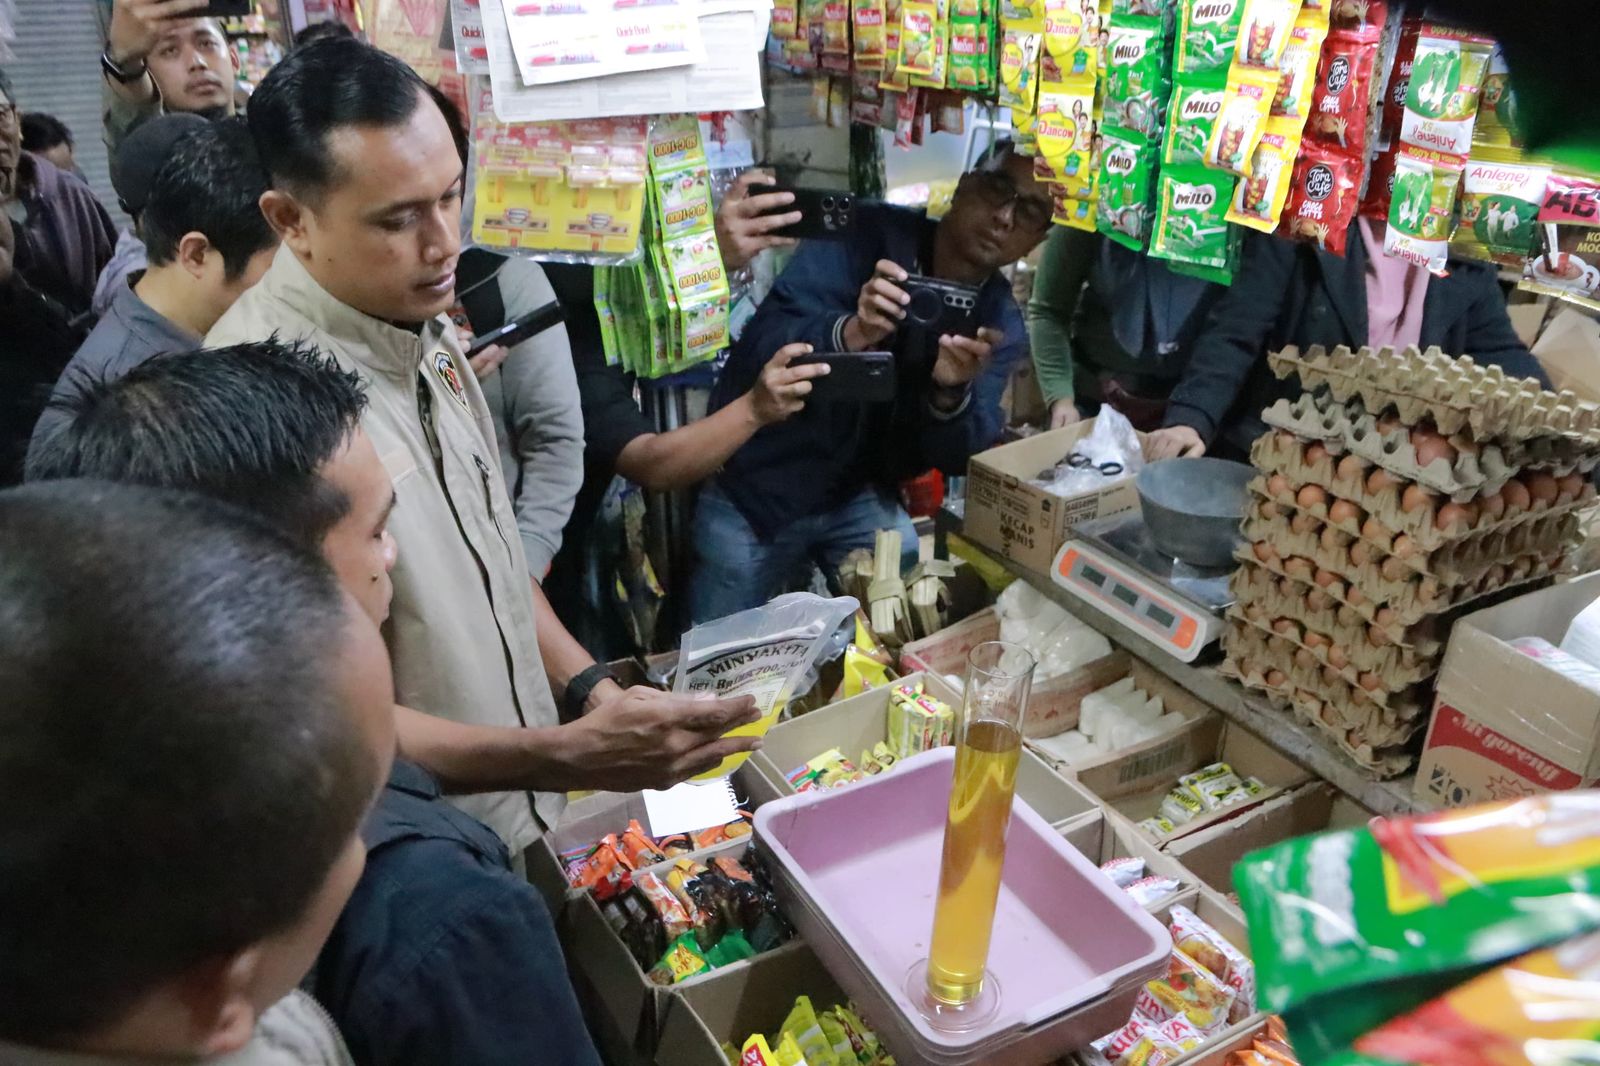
[897,0,939,77]
[1227,118,1300,231]
[1204,66,1277,177]
[740,1034,780,1066]
[782,996,838,1066]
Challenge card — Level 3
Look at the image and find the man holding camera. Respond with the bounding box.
[688,142,1051,622]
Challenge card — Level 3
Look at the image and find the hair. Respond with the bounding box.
[20,112,70,153]
[293,18,357,50]
[248,37,434,199]
[26,339,369,551]
[138,116,276,280]
[0,480,379,1042]
[426,82,469,166]
[972,137,1020,175]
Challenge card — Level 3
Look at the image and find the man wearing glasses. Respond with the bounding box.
[688,140,1052,621]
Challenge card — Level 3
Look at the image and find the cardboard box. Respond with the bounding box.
[1073,716,1315,847]
[900,607,1126,736]
[1416,573,1600,809]
[964,419,1147,576]
[1070,807,1202,912]
[1164,784,1374,896]
[654,943,854,1066]
[747,671,1104,829]
[1024,654,1222,772]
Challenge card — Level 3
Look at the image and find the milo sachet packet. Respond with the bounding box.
[1098,125,1157,249]
[1177,0,1243,76]
[1163,72,1227,166]
[1104,13,1172,141]
[1235,795,1600,1066]
[1152,162,1236,273]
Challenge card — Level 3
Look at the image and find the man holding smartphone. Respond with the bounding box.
[689,141,1053,622]
[101,0,241,173]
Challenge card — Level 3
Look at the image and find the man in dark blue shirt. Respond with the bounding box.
[690,142,1052,622]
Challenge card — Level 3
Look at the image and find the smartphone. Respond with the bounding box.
[792,351,896,403]
[204,0,252,16]
[465,300,565,357]
[750,183,857,241]
[900,274,980,338]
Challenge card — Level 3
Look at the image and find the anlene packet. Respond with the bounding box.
[1450,151,1548,268]
[1400,25,1494,160]
[1235,794,1600,1065]
[1384,149,1463,275]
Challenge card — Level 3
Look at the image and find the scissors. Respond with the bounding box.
[1064,451,1125,477]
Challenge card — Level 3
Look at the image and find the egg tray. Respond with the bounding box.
[1243,507,1580,593]
[1222,624,1429,733]
[1220,649,1418,778]
[1250,431,1598,553]
[1232,562,1439,656]
[1227,609,1439,697]
[1259,394,1600,497]
[1267,344,1600,446]
[1230,568,1440,679]
[1232,530,1570,640]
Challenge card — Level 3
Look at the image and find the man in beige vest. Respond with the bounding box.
[208,39,759,855]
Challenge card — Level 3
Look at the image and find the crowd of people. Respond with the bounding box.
[0,2,1552,1064]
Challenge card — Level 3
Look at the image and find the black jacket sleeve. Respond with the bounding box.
[1452,261,1550,387]
[1163,232,1297,445]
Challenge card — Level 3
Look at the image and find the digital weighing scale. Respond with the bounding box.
[1051,513,1234,663]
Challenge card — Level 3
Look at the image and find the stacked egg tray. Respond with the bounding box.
[1223,347,1600,778]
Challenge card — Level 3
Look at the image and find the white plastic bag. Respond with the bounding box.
[1035,408,1146,496]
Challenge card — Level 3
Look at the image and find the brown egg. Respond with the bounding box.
[1297,485,1328,510]
[1327,644,1350,669]
[1337,454,1367,483]
[1369,626,1392,648]
[1284,556,1314,579]
[1260,500,1282,521]
[1381,556,1409,582]
[1273,618,1301,640]
[1275,430,1298,450]
[1558,472,1586,504]
[1348,542,1371,568]
[1358,671,1382,692]
[1265,669,1287,687]
[1418,577,1441,604]
[1337,605,1362,627]
[1313,568,1340,588]
[1305,442,1330,467]
[1322,665,1343,685]
[1501,479,1532,514]
[1244,602,1266,622]
[1320,525,1348,552]
[1329,499,1363,526]
[1253,541,1278,563]
[1526,472,1559,508]
[1279,578,1297,599]
[1306,589,1329,611]
[1437,502,1475,531]
[1362,516,1391,545]
[1346,586,1367,607]
[1304,630,1329,649]
[1291,513,1319,536]
[1411,429,1457,469]
[1392,534,1417,559]
[1477,489,1506,523]
[1375,607,1397,629]
[1267,472,1292,498]
[1367,468,1401,494]
[1401,484,1437,514]
[1295,648,1318,670]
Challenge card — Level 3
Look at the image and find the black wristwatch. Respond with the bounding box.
[101,50,148,84]
[563,663,618,722]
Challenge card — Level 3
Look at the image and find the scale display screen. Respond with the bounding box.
[1146,603,1176,629]
[1082,564,1107,588]
[1112,584,1139,609]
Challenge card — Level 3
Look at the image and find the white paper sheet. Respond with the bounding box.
[482,0,765,121]
[501,0,707,87]
[450,0,491,74]
[641,779,740,837]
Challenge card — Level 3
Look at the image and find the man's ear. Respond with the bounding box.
[176,231,214,280]
[185,948,262,1058]
[260,190,314,256]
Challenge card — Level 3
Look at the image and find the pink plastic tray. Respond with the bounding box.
[754,747,1171,1066]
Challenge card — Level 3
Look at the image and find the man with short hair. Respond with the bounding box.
[101,0,239,168]
[209,38,759,855]
[20,112,75,174]
[26,340,603,1066]
[689,141,1051,621]
[0,480,393,1064]
[30,114,277,457]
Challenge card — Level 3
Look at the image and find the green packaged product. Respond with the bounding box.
[1234,794,1600,1066]
[1451,151,1549,268]
[1177,0,1243,75]
[1163,72,1227,166]
[1097,126,1157,249]
[1151,163,1236,272]
[652,168,715,241]
[1104,14,1171,141]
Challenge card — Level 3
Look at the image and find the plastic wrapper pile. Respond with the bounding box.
[732,995,897,1065]
[1220,343,1600,777]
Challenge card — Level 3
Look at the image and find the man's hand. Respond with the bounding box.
[570,687,764,791]
[1050,398,1082,429]
[715,169,801,273]
[1148,425,1207,460]
[108,0,207,66]
[748,342,828,425]
[842,259,909,351]
[468,342,510,380]
[932,326,999,390]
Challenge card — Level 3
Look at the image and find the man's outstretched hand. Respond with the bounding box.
[565,687,763,792]
[715,170,801,273]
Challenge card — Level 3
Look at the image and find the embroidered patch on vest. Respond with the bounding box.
[432,350,470,409]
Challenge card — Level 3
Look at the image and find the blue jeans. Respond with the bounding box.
[690,482,920,623]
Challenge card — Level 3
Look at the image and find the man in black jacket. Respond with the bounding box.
[1148,220,1548,462]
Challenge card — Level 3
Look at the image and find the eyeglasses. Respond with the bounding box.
[970,170,1053,232]
[0,104,16,127]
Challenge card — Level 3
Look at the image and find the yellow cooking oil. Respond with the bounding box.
[925,718,1022,1005]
